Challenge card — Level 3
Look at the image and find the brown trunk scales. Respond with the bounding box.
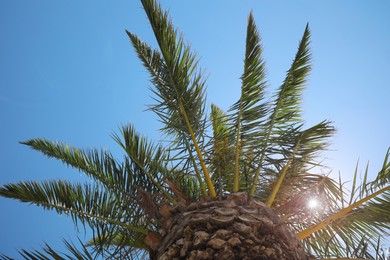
[145,192,314,259]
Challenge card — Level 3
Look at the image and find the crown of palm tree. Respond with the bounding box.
[1,0,390,259]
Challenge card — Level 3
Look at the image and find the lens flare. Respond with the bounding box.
[308,198,319,209]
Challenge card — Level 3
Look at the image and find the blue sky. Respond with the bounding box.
[1,0,389,257]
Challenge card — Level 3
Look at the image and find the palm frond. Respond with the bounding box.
[87,231,149,259]
[21,139,132,195]
[0,180,149,254]
[297,120,335,164]
[112,124,177,203]
[209,104,235,195]
[127,29,207,198]
[250,24,312,196]
[17,242,67,260]
[22,127,179,206]
[128,0,215,196]
[271,23,311,127]
[21,137,171,222]
[260,120,335,207]
[164,167,204,201]
[126,30,210,197]
[371,147,390,188]
[0,238,96,260]
[229,12,268,192]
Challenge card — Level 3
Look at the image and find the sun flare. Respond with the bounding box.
[308,198,319,209]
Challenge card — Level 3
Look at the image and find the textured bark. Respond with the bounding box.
[146,192,314,260]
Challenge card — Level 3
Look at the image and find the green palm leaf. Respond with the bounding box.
[229,12,268,192]
[128,0,215,197]
[209,104,235,195]
[0,237,148,260]
[112,124,177,203]
[250,24,311,196]
[0,180,149,254]
[372,147,390,188]
[21,139,133,194]
[296,120,335,163]
[0,238,98,260]
[261,120,335,207]
[0,180,150,232]
[20,138,169,216]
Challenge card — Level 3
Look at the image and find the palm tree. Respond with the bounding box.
[1,0,390,259]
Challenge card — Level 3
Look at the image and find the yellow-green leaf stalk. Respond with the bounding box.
[233,116,242,193]
[180,102,217,197]
[266,137,301,208]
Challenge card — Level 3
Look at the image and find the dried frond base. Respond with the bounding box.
[146,192,314,259]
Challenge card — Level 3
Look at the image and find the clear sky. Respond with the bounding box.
[0,0,389,257]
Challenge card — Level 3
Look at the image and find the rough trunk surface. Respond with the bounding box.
[146,192,314,260]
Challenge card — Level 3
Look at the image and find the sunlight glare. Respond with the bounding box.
[308,198,319,209]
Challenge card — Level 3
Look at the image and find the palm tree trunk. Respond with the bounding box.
[145,192,314,259]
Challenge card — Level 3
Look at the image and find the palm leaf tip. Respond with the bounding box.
[276,24,311,123]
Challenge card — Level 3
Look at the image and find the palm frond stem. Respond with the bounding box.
[179,102,216,197]
[233,115,242,192]
[248,123,272,196]
[183,139,207,196]
[266,136,301,207]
